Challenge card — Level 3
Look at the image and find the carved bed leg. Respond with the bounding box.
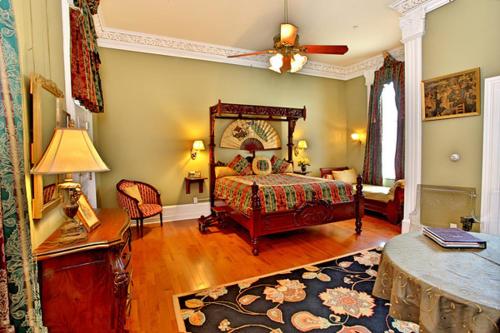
[251,181,262,256]
[251,237,259,256]
[355,175,363,235]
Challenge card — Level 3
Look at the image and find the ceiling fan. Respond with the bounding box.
[228,0,349,74]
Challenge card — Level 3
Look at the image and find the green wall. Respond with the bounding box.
[96,48,350,207]
[345,76,367,173]
[13,0,66,247]
[422,0,500,213]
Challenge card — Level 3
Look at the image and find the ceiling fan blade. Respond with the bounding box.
[228,50,276,58]
[280,23,298,46]
[301,45,349,55]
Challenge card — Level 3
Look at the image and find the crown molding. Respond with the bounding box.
[390,0,454,14]
[94,13,403,81]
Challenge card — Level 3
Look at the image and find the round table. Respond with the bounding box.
[373,231,500,333]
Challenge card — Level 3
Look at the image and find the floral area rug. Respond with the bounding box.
[173,248,419,333]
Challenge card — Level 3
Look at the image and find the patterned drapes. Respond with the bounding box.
[362,55,405,185]
[70,0,103,113]
[0,1,45,332]
[392,62,405,181]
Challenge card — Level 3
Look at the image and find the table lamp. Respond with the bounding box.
[31,127,110,243]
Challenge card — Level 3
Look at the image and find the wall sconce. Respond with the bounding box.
[294,139,308,156]
[191,140,205,160]
[351,133,363,144]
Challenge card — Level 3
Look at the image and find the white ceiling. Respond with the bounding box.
[99,0,402,66]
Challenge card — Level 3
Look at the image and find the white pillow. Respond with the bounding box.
[332,168,358,184]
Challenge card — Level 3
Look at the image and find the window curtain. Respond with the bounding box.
[0,1,45,332]
[363,55,405,185]
[70,0,104,113]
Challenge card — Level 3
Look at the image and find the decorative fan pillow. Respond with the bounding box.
[332,168,358,184]
[271,155,292,173]
[122,184,143,205]
[227,154,253,176]
[252,156,272,176]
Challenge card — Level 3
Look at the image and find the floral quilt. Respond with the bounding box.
[214,173,354,215]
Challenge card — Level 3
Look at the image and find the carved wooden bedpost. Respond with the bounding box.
[209,103,218,208]
[355,175,363,234]
[251,181,261,256]
[287,118,296,163]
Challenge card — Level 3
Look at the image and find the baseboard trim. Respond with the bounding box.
[136,202,211,225]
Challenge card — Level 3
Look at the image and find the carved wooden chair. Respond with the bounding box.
[116,179,163,236]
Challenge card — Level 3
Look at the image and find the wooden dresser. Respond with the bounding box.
[34,208,132,333]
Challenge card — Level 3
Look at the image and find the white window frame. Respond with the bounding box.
[480,75,500,235]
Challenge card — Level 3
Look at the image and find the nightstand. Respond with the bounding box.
[185,177,207,194]
[293,170,311,175]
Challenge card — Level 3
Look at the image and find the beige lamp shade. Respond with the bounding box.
[192,140,206,151]
[31,128,110,175]
[297,140,308,149]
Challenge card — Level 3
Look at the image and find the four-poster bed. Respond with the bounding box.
[199,100,364,255]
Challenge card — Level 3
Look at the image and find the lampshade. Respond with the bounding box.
[290,54,308,73]
[192,140,206,151]
[351,133,361,141]
[31,128,109,175]
[269,53,284,73]
[297,140,308,149]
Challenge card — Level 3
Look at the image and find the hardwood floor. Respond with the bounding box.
[126,216,400,332]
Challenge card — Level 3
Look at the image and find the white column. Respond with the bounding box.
[390,0,454,233]
[480,76,500,235]
[399,8,425,233]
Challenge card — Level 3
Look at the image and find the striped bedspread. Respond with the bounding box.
[214,173,354,215]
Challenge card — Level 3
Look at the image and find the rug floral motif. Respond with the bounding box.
[175,249,419,333]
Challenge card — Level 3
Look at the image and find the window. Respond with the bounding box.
[380,82,398,180]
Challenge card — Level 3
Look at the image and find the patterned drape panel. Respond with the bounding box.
[0,1,45,332]
[70,0,103,113]
[362,55,405,185]
[392,63,405,180]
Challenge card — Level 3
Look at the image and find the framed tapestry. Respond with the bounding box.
[422,67,480,121]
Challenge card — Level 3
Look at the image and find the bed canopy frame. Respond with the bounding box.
[204,100,363,255]
[209,100,306,206]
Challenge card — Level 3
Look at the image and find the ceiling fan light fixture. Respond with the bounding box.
[290,53,307,73]
[269,53,284,73]
[280,23,298,46]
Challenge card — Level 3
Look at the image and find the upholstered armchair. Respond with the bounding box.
[116,179,163,236]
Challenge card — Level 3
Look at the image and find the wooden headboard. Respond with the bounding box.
[320,167,349,178]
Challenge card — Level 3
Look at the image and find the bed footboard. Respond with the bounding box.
[246,176,363,256]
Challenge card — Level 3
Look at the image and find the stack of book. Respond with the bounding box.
[423,227,486,249]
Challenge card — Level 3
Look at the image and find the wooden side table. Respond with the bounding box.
[185,177,207,194]
[34,208,131,333]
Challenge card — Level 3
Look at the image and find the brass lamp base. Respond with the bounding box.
[56,219,88,244]
[55,176,88,244]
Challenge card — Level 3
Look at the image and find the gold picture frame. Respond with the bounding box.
[76,194,100,232]
[422,67,480,121]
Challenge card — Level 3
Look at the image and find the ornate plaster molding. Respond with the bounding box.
[399,7,426,42]
[390,0,454,14]
[93,13,403,81]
